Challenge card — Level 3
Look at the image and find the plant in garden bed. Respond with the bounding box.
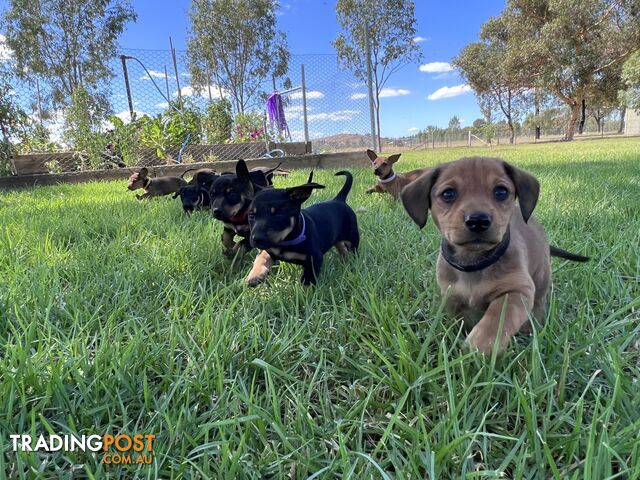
[202,98,233,144]
[234,111,266,143]
[139,100,202,160]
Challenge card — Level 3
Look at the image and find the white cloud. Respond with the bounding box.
[427,84,473,101]
[413,36,428,43]
[140,69,173,81]
[408,127,420,132]
[379,88,410,98]
[419,62,453,73]
[175,84,225,99]
[350,93,367,100]
[307,109,360,122]
[0,34,13,60]
[156,102,169,109]
[290,90,324,100]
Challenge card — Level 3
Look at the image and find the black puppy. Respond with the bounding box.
[174,183,215,213]
[246,171,359,285]
[210,160,275,257]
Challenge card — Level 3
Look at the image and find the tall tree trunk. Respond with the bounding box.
[565,100,581,141]
[375,97,381,152]
[534,93,540,140]
[508,116,515,144]
[618,107,626,133]
[578,99,586,134]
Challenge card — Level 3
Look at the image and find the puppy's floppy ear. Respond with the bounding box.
[387,153,401,164]
[286,182,325,202]
[366,149,377,162]
[400,167,439,229]
[502,161,539,222]
[138,167,148,177]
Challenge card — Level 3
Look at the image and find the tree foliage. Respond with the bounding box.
[454,34,530,144]
[2,0,136,107]
[620,50,640,111]
[459,0,640,140]
[187,0,289,114]
[332,0,422,149]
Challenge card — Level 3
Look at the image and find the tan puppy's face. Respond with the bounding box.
[401,157,540,253]
[127,167,148,191]
[366,149,400,178]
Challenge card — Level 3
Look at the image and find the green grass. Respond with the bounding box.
[0,138,639,479]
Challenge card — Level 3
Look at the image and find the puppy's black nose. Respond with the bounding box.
[250,233,266,246]
[464,212,492,232]
[212,208,222,217]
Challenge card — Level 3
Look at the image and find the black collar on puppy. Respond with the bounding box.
[441,230,511,272]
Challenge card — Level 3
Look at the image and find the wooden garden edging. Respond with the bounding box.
[0,151,369,189]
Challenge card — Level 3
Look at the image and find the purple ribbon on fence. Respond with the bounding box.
[267,92,291,141]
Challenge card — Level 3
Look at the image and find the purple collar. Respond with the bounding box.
[277,214,307,246]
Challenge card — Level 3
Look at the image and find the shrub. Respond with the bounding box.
[202,99,233,144]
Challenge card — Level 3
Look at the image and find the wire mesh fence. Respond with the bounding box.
[380,124,630,152]
[2,45,639,178]
[2,48,378,176]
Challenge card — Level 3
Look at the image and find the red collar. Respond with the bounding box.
[229,210,248,224]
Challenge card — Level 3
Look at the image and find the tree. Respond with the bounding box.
[333,0,422,151]
[620,50,640,112]
[187,0,289,115]
[479,0,640,140]
[454,35,530,144]
[448,115,461,131]
[2,0,136,107]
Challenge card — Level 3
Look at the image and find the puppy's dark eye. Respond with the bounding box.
[441,188,457,203]
[494,186,509,201]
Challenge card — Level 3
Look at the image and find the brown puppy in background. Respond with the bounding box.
[127,167,187,200]
[365,149,431,200]
[401,157,588,354]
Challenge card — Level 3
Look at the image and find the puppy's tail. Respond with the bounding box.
[180,167,198,179]
[549,245,589,262]
[334,171,353,202]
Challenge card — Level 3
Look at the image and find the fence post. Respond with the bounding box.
[468,130,471,147]
[432,131,434,149]
[301,64,310,146]
[164,65,170,101]
[364,22,377,151]
[35,78,44,128]
[120,55,135,121]
[169,37,182,109]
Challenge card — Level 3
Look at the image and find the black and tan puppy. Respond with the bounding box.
[209,160,275,257]
[245,171,359,286]
[127,167,187,200]
[401,157,588,354]
[174,182,216,213]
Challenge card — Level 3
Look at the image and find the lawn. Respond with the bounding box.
[0,138,639,479]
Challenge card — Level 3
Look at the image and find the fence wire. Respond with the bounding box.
[3,49,376,175]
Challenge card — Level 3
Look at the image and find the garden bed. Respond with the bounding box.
[0,149,365,189]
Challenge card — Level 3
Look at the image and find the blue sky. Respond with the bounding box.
[1,0,507,139]
[114,0,505,138]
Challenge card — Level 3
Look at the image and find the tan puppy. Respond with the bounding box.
[401,157,588,354]
[365,150,430,200]
[127,167,187,200]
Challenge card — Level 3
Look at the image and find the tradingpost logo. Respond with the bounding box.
[10,433,156,465]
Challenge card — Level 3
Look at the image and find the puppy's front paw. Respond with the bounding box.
[245,267,269,287]
[466,323,510,356]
